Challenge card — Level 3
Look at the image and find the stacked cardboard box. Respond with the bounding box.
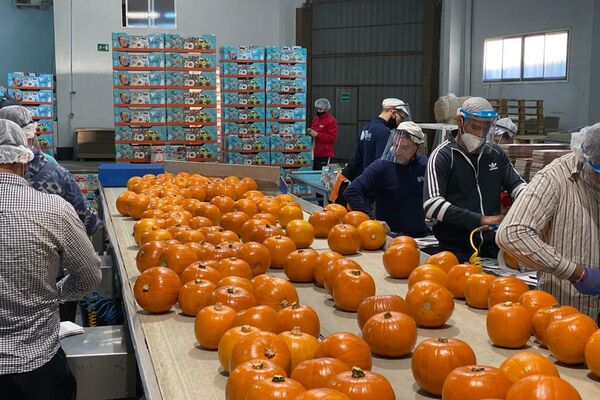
[7,72,56,157]
[72,173,100,211]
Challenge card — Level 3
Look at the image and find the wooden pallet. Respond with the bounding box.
[489,98,544,135]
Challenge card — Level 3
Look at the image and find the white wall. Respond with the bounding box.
[53,0,304,148]
[440,0,599,131]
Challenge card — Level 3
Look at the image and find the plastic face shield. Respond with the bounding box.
[381,129,420,165]
[395,104,411,121]
[460,109,498,139]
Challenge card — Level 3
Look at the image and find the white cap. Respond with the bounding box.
[396,121,425,144]
[495,117,517,137]
[382,98,404,109]
[457,97,494,116]
[0,119,34,164]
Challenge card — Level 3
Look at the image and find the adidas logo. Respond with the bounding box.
[489,162,498,171]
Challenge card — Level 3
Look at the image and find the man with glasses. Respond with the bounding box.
[344,122,428,237]
[497,124,600,320]
[423,97,527,261]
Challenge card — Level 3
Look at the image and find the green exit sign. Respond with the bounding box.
[340,92,351,103]
[97,43,110,52]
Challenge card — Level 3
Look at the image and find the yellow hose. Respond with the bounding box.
[469,226,483,266]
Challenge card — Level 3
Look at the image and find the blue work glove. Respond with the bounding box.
[573,267,600,295]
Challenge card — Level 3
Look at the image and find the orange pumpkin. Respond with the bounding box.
[362,311,417,357]
[356,295,410,330]
[532,304,579,346]
[225,360,287,400]
[441,365,512,400]
[486,301,532,349]
[136,240,169,273]
[327,224,361,255]
[278,302,320,338]
[196,203,221,226]
[585,329,600,377]
[279,205,304,228]
[293,388,350,400]
[237,241,271,276]
[313,251,343,286]
[405,281,454,328]
[177,278,216,316]
[189,215,213,230]
[326,367,395,400]
[235,198,258,217]
[324,203,348,223]
[127,176,143,191]
[220,211,251,236]
[324,258,362,295]
[252,274,299,311]
[173,229,205,244]
[216,276,255,295]
[408,264,449,288]
[464,273,496,309]
[518,290,559,315]
[210,195,236,214]
[218,326,261,375]
[212,244,239,262]
[332,269,376,312]
[308,210,338,238]
[356,220,386,250]
[180,261,220,284]
[382,243,420,278]
[229,331,293,374]
[284,249,318,283]
[424,251,459,273]
[263,235,297,269]
[279,327,320,370]
[505,375,582,400]
[116,191,137,216]
[254,212,278,225]
[133,218,160,246]
[215,257,253,280]
[447,264,482,299]
[140,227,172,246]
[314,332,372,370]
[387,235,418,249]
[126,193,152,220]
[233,305,281,333]
[411,337,476,396]
[133,267,181,313]
[208,286,256,312]
[499,351,560,383]
[252,224,285,244]
[240,218,270,243]
[291,357,350,390]
[194,302,237,350]
[159,243,198,274]
[341,211,370,227]
[244,375,305,400]
[546,313,598,364]
[488,276,529,308]
[285,219,315,249]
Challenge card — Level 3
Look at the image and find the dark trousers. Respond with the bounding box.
[313,157,331,205]
[0,348,76,400]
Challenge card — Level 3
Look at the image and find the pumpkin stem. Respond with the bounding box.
[291,327,303,336]
[142,283,150,293]
[551,303,560,308]
[264,348,276,359]
[272,375,285,383]
[230,256,237,261]
[250,360,264,369]
[241,325,252,333]
[351,270,361,276]
[214,302,223,311]
[383,312,393,319]
[291,302,300,310]
[194,278,203,284]
[503,301,514,306]
[438,337,449,343]
[227,287,235,294]
[471,367,485,372]
[350,367,365,378]
[280,300,289,308]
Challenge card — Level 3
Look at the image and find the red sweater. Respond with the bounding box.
[311,112,338,158]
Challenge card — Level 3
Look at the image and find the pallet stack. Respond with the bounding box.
[7,72,56,157]
[489,98,544,136]
[500,143,571,181]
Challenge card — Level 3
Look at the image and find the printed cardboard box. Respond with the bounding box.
[226,152,270,166]
[37,133,54,149]
[221,62,265,77]
[8,89,53,103]
[266,63,306,77]
[165,53,216,69]
[167,126,217,142]
[266,122,306,135]
[165,71,216,88]
[220,46,265,61]
[166,144,218,161]
[165,34,216,51]
[36,120,53,134]
[222,77,264,92]
[266,46,307,62]
[114,108,166,124]
[113,89,166,105]
[222,92,265,106]
[267,108,306,121]
[266,78,306,93]
[281,166,312,181]
[115,144,151,162]
[223,107,265,122]
[269,134,311,152]
[166,89,216,105]
[112,52,165,68]
[222,122,266,136]
[115,126,167,142]
[8,72,53,88]
[166,107,216,124]
[266,93,305,106]
[224,135,269,152]
[112,33,164,49]
[271,151,312,166]
[113,71,165,87]
[26,105,53,118]
[289,183,313,195]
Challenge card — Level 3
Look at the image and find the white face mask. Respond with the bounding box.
[461,132,486,153]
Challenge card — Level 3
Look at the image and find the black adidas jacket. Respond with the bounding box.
[423,139,527,256]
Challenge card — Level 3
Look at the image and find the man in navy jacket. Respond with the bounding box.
[345,121,428,237]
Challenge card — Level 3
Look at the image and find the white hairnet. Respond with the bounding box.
[572,122,600,169]
[314,98,331,110]
[0,119,34,164]
[0,106,37,139]
[494,117,517,137]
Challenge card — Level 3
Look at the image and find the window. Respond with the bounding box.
[483,31,568,82]
[122,0,176,28]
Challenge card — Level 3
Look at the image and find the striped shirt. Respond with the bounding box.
[496,153,600,319]
[0,173,101,374]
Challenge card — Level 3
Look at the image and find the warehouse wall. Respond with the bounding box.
[53,0,303,150]
[588,0,600,125]
[0,3,54,86]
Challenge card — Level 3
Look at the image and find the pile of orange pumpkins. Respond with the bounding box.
[116,172,598,400]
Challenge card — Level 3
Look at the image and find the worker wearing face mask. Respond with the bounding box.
[330,98,411,206]
[422,97,527,261]
[344,122,429,237]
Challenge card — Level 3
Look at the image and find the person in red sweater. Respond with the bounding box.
[308,98,338,170]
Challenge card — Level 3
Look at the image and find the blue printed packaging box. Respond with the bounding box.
[224,135,269,152]
[113,71,165,87]
[113,89,166,105]
[222,122,266,135]
[266,63,306,78]
[8,72,53,88]
[267,108,306,121]
[222,77,264,92]
[165,53,216,69]
[223,108,265,122]
[222,62,265,77]
[114,108,166,124]
[26,105,53,118]
[165,71,215,88]
[269,135,311,152]
[112,52,164,68]
[290,183,313,195]
[167,126,217,142]
[165,34,216,51]
[220,46,265,61]
[8,89,53,103]
[266,122,306,135]
[36,120,53,134]
[266,93,306,106]
[271,151,312,166]
[166,107,216,124]
[222,92,265,106]
[266,46,307,62]
[115,126,166,142]
[185,144,219,161]
[112,33,164,49]
[115,144,148,161]
[266,78,306,93]
[226,152,270,166]
[37,134,54,149]
[166,89,216,105]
